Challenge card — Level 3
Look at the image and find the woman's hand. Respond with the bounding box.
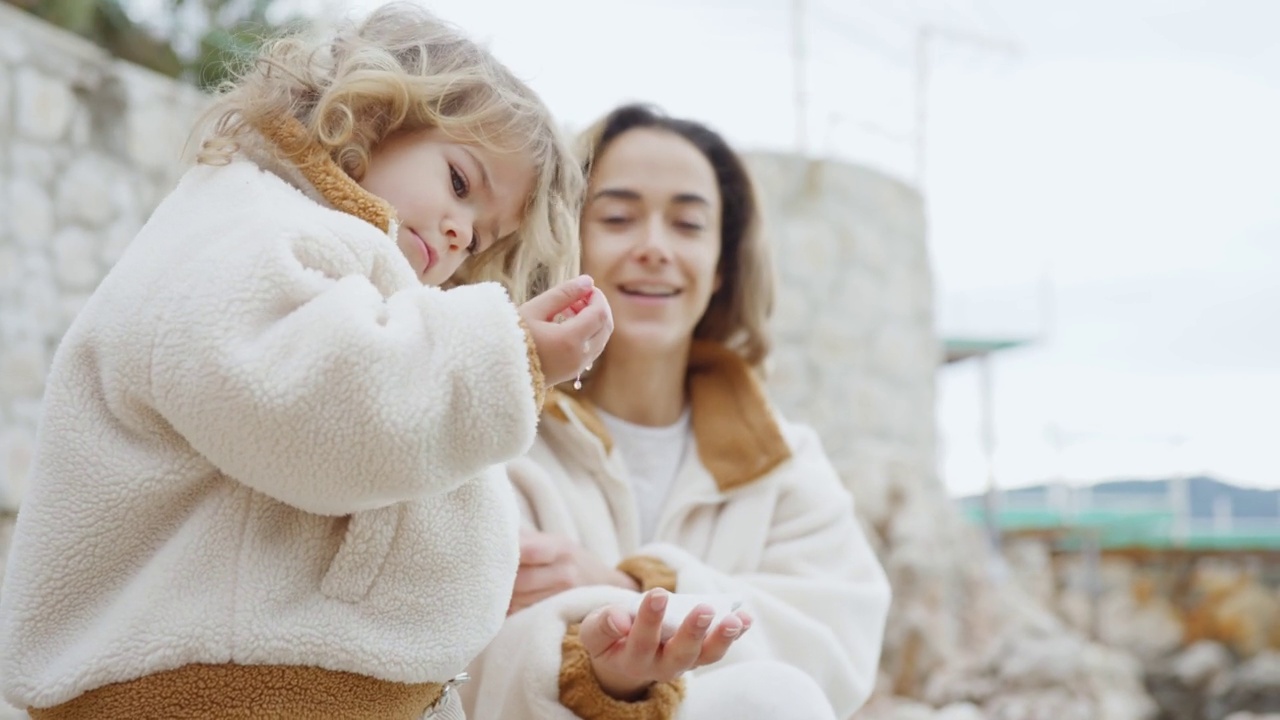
[509,528,639,615]
[518,275,613,386]
[578,589,753,701]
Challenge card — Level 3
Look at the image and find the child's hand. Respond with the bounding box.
[519,276,613,387]
[578,589,752,701]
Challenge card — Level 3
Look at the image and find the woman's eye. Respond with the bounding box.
[675,220,705,232]
[467,233,480,256]
[450,166,469,198]
[601,216,631,226]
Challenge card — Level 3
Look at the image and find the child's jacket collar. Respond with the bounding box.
[245,114,398,235]
[545,341,793,493]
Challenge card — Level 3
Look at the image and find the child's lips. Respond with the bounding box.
[411,229,436,274]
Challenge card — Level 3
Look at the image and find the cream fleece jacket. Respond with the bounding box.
[0,150,537,711]
[462,345,892,720]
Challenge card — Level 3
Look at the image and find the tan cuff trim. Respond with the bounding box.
[518,315,547,410]
[559,624,685,720]
[617,556,678,593]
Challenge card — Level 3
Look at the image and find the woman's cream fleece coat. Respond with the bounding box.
[463,343,892,720]
[0,120,541,715]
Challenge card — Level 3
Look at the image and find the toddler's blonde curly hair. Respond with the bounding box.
[194,3,580,301]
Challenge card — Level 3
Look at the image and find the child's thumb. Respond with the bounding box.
[525,275,594,319]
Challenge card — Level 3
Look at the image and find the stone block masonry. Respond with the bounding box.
[0,3,210,513]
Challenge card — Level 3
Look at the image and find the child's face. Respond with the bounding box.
[360,128,536,286]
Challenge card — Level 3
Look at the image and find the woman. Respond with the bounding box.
[462,104,891,720]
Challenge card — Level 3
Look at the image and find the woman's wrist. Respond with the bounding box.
[612,568,641,592]
[590,658,653,701]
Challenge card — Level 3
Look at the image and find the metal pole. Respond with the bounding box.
[979,352,1002,552]
[913,26,931,185]
[1084,528,1101,640]
[792,0,808,155]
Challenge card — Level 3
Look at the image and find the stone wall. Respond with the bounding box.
[1003,541,1280,720]
[749,155,939,538]
[747,156,1161,720]
[0,3,210,513]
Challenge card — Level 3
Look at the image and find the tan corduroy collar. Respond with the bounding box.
[546,341,792,493]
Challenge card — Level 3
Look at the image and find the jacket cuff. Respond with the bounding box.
[617,556,678,593]
[559,624,685,720]
[517,315,547,410]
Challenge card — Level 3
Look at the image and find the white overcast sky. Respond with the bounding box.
[253,0,1278,494]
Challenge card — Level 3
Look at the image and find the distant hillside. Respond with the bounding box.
[960,476,1280,520]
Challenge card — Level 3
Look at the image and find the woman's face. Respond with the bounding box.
[580,128,722,357]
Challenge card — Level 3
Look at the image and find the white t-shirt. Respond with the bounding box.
[597,408,692,544]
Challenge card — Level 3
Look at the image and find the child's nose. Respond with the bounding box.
[443,220,473,252]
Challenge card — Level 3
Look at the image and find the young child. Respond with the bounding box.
[0,4,610,718]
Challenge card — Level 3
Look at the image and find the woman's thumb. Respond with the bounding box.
[580,606,631,655]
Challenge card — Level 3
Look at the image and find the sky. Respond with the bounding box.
[271,0,1279,494]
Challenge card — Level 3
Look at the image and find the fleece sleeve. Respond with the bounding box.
[629,424,891,718]
[147,226,542,516]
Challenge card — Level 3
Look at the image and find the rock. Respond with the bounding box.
[0,337,47,402]
[0,63,11,139]
[983,687,1093,720]
[1095,592,1185,662]
[101,216,140,269]
[126,100,190,174]
[15,67,76,142]
[855,697,940,720]
[11,140,59,187]
[1172,641,1234,688]
[0,427,35,512]
[1213,583,1280,659]
[1004,540,1056,607]
[20,253,60,329]
[7,178,55,250]
[1206,652,1280,719]
[0,246,18,292]
[56,153,119,227]
[0,21,28,63]
[59,292,91,335]
[916,587,1157,720]
[936,702,985,720]
[52,226,101,291]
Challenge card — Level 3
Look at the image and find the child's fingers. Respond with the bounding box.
[564,290,613,353]
[520,274,594,321]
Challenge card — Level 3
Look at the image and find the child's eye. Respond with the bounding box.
[675,220,705,232]
[450,165,469,198]
[601,216,631,226]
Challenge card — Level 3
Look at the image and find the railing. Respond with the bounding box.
[957,498,1280,552]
